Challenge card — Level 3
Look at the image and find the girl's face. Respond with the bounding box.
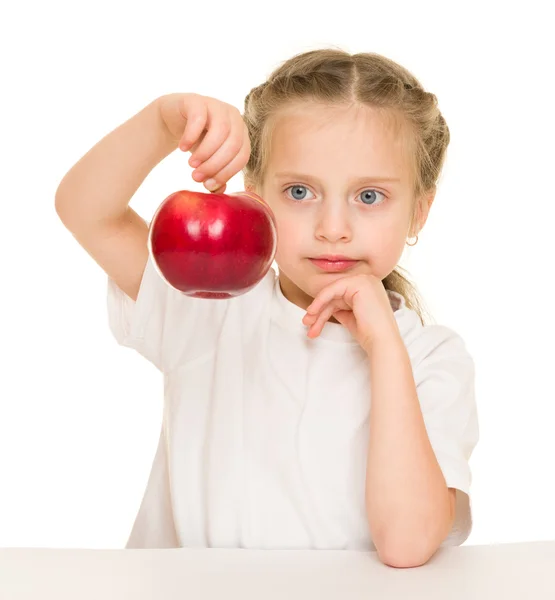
[250,102,432,311]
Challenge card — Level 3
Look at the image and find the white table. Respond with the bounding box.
[1,541,554,599]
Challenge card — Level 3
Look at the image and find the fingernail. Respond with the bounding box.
[190,159,201,168]
[205,179,218,191]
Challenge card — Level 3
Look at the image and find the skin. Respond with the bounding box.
[246,102,458,567]
[247,101,433,319]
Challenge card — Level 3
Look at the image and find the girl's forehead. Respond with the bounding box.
[267,104,409,177]
[273,101,399,130]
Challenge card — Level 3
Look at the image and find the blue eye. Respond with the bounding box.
[285,185,313,201]
[284,185,386,206]
[359,189,386,206]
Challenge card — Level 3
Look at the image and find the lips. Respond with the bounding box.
[309,256,359,272]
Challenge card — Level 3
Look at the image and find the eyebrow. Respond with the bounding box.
[273,172,401,184]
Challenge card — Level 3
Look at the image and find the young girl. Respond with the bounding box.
[55,48,479,568]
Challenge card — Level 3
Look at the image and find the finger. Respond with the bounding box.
[202,136,251,192]
[193,120,244,184]
[206,182,227,194]
[188,131,207,155]
[307,303,338,338]
[308,306,336,338]
[302,311,318,326]
[307,282,350,317]
[306,283,343,316]
[189,105,232,171]
[179,99,208,153]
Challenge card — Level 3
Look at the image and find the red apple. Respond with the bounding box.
[147,190,278,299]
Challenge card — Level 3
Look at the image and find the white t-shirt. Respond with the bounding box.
[107,255,479,550]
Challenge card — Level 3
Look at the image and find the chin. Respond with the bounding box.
[294,271,337,301]
[279,257,363,302]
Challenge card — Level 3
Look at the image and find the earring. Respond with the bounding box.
[406,235,419,246]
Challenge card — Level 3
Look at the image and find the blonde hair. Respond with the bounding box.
[242,48,451,326]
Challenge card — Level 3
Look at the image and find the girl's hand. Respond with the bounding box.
[302,274,400,353]
[159,93,251,193]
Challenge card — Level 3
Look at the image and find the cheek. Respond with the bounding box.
[357,219,406,263]
[381,229,406,257]
[274,213,305,254]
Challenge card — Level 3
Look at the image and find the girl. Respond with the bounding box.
[55,48,479,568]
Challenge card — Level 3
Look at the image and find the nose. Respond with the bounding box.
[314,202,353,243]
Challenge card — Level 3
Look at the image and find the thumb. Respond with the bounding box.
[205,182,226,193]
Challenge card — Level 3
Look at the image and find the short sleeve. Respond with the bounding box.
[412,326,480,546]
[106,255,229,372]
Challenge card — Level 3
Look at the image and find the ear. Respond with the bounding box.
[244,177,256,194]
[411,187,436,236]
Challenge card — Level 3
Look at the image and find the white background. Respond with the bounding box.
[0,0,553,550]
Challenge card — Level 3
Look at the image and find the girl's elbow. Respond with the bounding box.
[378,545,434,568]
[375,536,439,568]
[371,511,451,568]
